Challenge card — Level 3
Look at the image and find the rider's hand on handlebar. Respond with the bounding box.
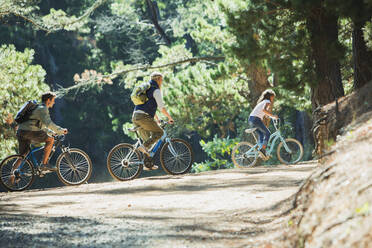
[272,115,279,120]
[168,118,174,125]
[62,128,68,134]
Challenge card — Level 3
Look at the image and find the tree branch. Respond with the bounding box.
[57,56,225,96]
[108,56,225,78]
[0,0,107,33]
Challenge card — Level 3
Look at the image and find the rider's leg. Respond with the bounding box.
[13,130,31,170]
[250,116,271,150]
[255,129,264,149]
[42,136,54,164]
[133,113,163,150]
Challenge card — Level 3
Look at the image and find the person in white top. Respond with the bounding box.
[132,72,174,170]
[248,89,278,157]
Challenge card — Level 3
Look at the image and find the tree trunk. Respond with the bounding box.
[145,0,171,45]
[246,65,271,103]
[307,10,344,110]
[352,19,372,89]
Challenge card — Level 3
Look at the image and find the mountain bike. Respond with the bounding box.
[232,119,304,167]
[107,121,194,181]
[0,135,92,191]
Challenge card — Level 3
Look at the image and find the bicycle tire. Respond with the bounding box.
[0,155,35,191]
[160,138,193,175]
[56,148,92,186]
[232,142,259,168]
[277,138,304,165]
[107,143,143,181]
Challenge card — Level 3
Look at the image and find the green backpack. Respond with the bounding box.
[131,82,152,105]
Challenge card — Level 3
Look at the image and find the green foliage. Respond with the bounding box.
[364,20,372,51]
[0,44,49,160]
[192,135,238,173]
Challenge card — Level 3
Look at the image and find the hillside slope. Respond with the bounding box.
[284,111,372,247]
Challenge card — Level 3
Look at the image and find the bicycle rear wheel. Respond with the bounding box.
[232,142,258,168]
[160,138,193,175]
[0,155,35,191]
[107,143,143,181]
[277,138,304,165]
[56,148,92,186]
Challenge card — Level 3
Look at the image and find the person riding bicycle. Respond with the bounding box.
[13,92,68,176]
[132,72,174,170]
[248,89,278,158]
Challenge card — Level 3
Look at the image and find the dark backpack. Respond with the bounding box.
[14,100,39,124]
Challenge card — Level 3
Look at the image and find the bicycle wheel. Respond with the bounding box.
[277,138,304,165]
[107,143,143,181]
[56,148,92,186]
[232,142,259,168]
[0,155,35,191]
[160,138,193,175]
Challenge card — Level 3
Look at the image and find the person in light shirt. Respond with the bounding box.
[248,89,278,157]
[132,72,174,170]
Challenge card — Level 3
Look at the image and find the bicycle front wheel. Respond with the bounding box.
[56,148,93,186]
[107,143,143,181]
[277,138,304,165]
[160,138,193,175]
[0,155,35,191]
[232,142,259,168]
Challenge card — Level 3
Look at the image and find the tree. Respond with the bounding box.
[0,44,49,160]
[327,0,372,89]
[221,0,345,110]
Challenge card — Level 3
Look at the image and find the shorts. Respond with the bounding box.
[17,130,50,156]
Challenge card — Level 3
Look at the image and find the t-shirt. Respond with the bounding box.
[18,104,65,135]
[153,89,165,109]
[249,100,271,120]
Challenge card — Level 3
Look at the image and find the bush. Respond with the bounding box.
[191,135,239,173]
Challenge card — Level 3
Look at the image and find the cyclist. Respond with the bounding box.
[132,72,174,170]
[248,89,278,158]
[10,92,68,183]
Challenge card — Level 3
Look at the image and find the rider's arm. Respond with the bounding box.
[36,107,65,135]
[263,102,278,119]
[153,89,174,123]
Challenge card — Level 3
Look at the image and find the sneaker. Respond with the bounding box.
[40,164,57,172]
[143,165,159,171]
[137,145,150,157]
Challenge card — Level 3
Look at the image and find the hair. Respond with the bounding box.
[257,89,276,104]
[150,71,163,82]
[41,92,56,103]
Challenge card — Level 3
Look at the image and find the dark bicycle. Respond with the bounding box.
[0,135,92,191]
[107,121,194,181]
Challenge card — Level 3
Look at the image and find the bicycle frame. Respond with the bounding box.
[17,136,67,174]
[247,119,292,156]
[126,124,177,163]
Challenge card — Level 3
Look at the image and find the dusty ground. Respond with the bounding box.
[0,162,317,248]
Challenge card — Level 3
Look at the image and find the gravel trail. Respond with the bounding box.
[0,163,316,247]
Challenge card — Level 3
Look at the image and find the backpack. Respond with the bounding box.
[14,100,39,124]
[130,82,152,105]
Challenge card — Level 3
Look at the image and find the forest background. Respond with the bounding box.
[1,0,372,187]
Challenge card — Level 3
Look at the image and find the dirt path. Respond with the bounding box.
[0,163,317,247]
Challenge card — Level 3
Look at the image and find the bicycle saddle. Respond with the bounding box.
[245,128,257,134]
[128,126,140,132]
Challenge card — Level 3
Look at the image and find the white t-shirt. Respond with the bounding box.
[250,100,271,120]
[153,89,165,109]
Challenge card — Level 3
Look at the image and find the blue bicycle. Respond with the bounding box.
[107,121,194,181]
[0,135,92,191]
[232,119,304,167]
